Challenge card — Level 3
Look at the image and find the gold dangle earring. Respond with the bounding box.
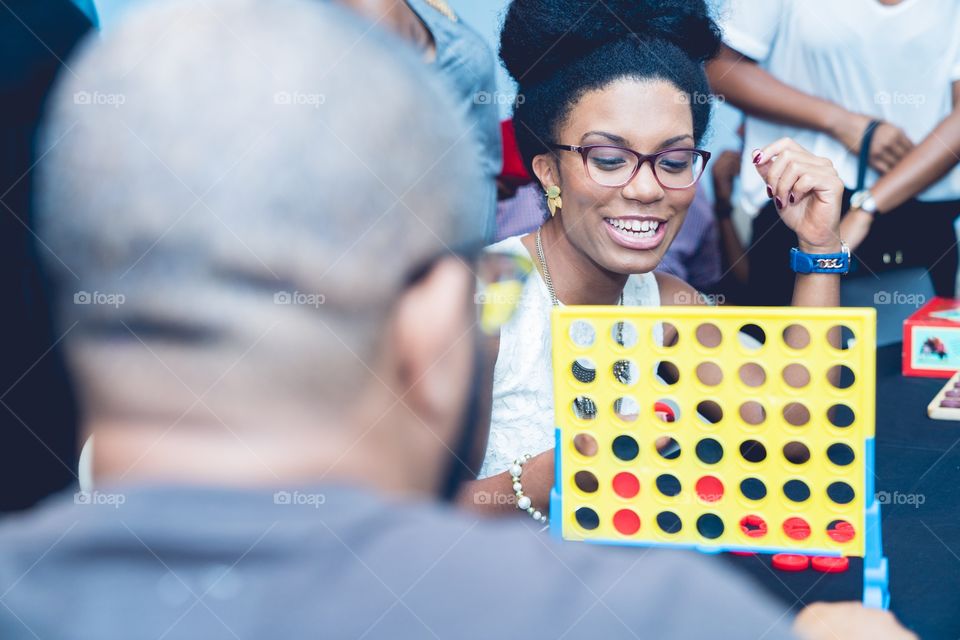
[545,185,562,216]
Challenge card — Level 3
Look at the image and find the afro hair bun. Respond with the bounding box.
[500,0,721,87]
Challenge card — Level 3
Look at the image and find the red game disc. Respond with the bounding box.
[771,553,810,572]
[812,556,849,573]
[782,517,811,540]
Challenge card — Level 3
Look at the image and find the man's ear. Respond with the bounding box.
[531,153,559,192]
[389,257,474,427]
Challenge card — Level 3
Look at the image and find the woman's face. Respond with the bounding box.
[536,78,699,275]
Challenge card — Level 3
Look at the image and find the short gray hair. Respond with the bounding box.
[35,0,485,417]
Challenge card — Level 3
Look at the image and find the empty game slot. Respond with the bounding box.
[739,401,766,425]
[696,361,723,386]
[827,481,855,504]
[696,400,723,424]
[656,474,682,497]
[656,437,681,460]
[695,322,722,348]
[739,439,767,463]
[783,441,810,464]
[827,324,856,351]
[782,324,810,349]
[654,398,681,423]
[612,435,640,462]
[697,513,725,539]
[655,360,680,386]
[659,322,679,348]
[568,320,595,347]
[611,320,638,348]
[612,359,638,385]
[572,396,598,420]
[827,403,855,427]
[782,402,810,426]
[573,470,598,494]
[657,511,682,534]
[573,433,598,457]
[828,365,856,390]
[575,507,600,531]
[739,477,767,501]
[738,323,766,351]
[695,438,724,464]
[782,363,811,388]
[739,362,766,387]
[570,358,597,384]
[613,396,640,422]
[783,479,811,502]
[826,443,855,466]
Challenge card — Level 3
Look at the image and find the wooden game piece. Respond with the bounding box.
[926,370,960,420]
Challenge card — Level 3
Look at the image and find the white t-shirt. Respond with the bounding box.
[718,0,960,216]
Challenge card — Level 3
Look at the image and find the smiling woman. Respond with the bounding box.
[455,0,846,522]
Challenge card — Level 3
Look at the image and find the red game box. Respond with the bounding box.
[903,297,960,378]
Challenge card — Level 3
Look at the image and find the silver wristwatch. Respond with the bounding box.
[850,189,878,216]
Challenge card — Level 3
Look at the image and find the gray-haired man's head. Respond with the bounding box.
[35,0,488,489]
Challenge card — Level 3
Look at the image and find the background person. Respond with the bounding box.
[708,0,960,305]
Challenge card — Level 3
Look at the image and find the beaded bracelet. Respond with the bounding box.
[509,454,548,524]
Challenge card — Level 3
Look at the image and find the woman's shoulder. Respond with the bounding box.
[486,234,532,258]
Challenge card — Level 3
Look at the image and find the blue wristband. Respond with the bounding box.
[790,242,850,275]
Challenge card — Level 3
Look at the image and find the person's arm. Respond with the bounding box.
[454,449,552,516]
[665,139,843,313]
[794,602,917,640]
[707,45,913,172]
[841,80,960,249]
[453,332,554,518]
[750,138,843,311]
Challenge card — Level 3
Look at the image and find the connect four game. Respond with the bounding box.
[549,306,889,608]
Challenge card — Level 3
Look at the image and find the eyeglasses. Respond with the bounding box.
[406,245,533,337]
[552,144,711,190]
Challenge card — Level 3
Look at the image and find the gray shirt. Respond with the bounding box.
[0,485,795,639]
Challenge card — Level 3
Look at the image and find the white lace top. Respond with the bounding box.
[478,236,662,479]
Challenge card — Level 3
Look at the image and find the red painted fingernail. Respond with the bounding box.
[766,185,773,198]
[775,196,783,209]
[753,151,763,164]
[788,192,796,204]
